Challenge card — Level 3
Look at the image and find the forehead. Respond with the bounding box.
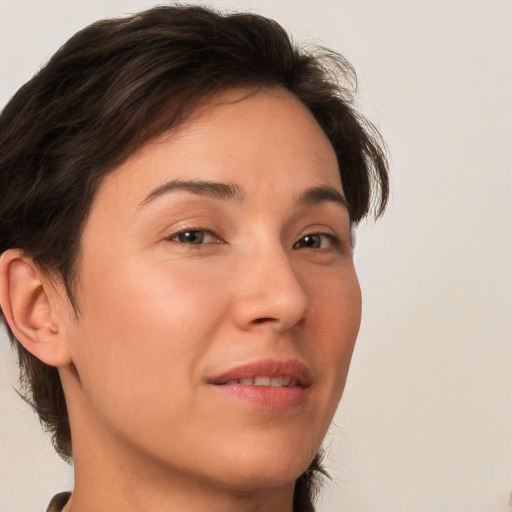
[93,86,341,215]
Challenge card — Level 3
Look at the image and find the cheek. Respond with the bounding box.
[307,262,361,340]
[67,257,231,420]
[305,266,361,399]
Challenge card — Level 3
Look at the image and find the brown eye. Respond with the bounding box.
[170,230,218,245]
[177,231,205,244]
[293,234,335,250]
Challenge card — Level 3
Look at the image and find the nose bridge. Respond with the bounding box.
[231,236,309,331]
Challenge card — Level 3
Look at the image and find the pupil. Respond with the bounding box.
[181,231,204,244]
[303,235,319,247]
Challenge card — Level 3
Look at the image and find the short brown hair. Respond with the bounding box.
[0,5,388,510]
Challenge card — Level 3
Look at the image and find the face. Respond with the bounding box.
[59,87,361,493]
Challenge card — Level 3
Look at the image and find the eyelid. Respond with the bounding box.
[165,226,224,245]
[293,231,340,250]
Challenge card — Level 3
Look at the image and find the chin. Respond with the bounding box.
[208,442,318,493]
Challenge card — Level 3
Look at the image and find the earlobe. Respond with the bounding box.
[0,249,71,367]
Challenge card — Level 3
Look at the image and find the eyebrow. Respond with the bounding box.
[296,185,350,211]
[138,179,349,212]
[139,179,245,208]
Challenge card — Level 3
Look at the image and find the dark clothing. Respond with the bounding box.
[46,492,71,512]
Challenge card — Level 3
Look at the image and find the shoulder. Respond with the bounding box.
[46,492,71,512]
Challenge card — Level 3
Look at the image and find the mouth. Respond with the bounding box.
[208,359,311,387]
[222,376,300,387]
[207,359,311,410]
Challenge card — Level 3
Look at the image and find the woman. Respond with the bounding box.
[0,5,388,512]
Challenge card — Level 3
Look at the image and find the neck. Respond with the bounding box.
[68,451,295,512]
[62,373,295,512]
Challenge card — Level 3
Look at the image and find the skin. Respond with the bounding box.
[1,87,362,512]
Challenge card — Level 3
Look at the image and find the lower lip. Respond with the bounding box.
[210,383,309,410]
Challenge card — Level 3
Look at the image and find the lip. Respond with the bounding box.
[207,359,311,410]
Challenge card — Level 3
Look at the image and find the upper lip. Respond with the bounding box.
[207,359,312,388]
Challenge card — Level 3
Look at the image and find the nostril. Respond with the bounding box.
[252,317,275,325]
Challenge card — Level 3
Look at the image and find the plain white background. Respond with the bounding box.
[0,1,511,511]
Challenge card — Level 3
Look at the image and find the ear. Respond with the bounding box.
[0,249,72,367]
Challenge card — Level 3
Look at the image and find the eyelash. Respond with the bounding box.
[292,233,339,250]
[166,227,223,246]
[166,228,339,250]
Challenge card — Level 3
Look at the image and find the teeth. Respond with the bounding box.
[270,376,285,387]
[222,376,298,387]
[254,376,271,386]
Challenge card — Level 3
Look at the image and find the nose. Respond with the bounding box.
[230,243,309,333]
